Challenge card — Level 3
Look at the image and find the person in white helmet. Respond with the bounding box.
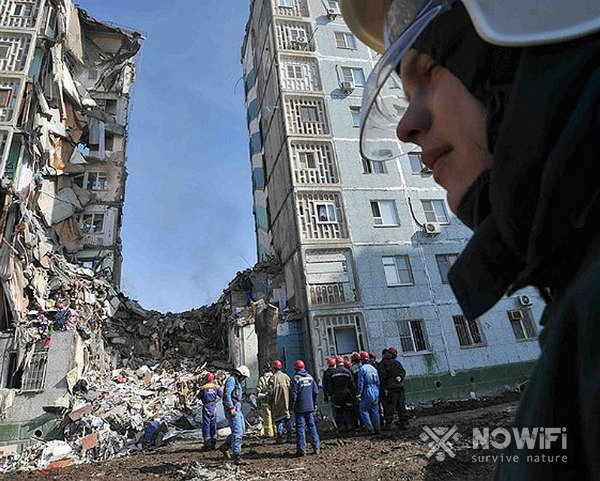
[218,365,250,465]
[341,0,600,479]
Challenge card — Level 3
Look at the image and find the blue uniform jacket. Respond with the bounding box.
[223,375,243,410]
[199,382,223,405]
[358,363,380,400]
[290,369,319,413]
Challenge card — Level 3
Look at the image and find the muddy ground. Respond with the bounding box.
[0,396,518,481]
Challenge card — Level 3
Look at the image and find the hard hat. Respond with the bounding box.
[368,352,376,360]
[336,355,344,364]
[273,359,283,370]
[388,346,398,356]
[343,360,351,369]
[351,352,360,361]
[326,357,336,367]
[205,372,215,382]
[359,351,370,361]
[234,365,250,379]
[294,359,305,371]
[340,0,600,163]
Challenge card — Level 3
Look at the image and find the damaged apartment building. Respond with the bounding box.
[242,0,545,402]
[0,0,141,446]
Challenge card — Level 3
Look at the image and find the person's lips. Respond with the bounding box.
[421,147,452,171]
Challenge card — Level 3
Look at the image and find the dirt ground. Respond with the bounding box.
[0,397,518,481]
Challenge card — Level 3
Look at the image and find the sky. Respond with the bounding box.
[76,1,256,312]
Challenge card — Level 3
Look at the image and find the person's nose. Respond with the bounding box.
[396,96,431,145]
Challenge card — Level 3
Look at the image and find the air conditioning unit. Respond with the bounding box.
[423,222,441,236]
[326,8,338,19]
[518,294,532,307]
[340,80,354,93]
[509,310,524,321]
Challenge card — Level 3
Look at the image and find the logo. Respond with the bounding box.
[420,425,461,461]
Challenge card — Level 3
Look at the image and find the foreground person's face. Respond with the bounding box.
[396,49,492,212]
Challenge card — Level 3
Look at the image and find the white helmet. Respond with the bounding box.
[234,365,250,379]
[340,0,600,161]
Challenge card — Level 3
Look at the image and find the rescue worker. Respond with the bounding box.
[343,359,351,370]
[290,359,321,456]
[379,347,408,430]
[198,372,223,451]
[270,359,293,444]
[327,355,357,434]
[218,365,249,465]
[322,357,336,404]
[256,364,275,438]
[341,1,600,478]
[348,352,362,429]
[357,351,381,435]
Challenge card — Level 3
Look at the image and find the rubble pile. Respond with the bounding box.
[104,301,230,370]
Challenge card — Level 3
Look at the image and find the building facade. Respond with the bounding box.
[242,0,543,401]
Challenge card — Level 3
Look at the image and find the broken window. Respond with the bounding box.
[0,88,12,108]
[333,327,358,356]
[105,133,115,151]
[87,171,108,190]
[21,342,48,393]
[80,213,105,234]
[397,319,429,353]
[4,351,22,389]
[453,315,485,347]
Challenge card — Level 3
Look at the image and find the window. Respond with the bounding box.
[87,171,108,190]
[298,151,317,169]
[88,69,98,81]
[436,253,458,283]
[408,152,430,173]
[397,319,429,353]
[278,0,295,7]
[12,3,32,16]
[341,67,366,87]
[382,255,414,286]
[316,203,337,223]
[80,213,105,234]
[371,200,399,226]
[21,342,48,393]
[289,27,307,42]
[0,44,10,58]
[328,0,341,13]
[335,32,356,49]
[508,309,537,341]
[362,158,386,174]
[0,89,12,108]
[453,315,485,347]
[334,326,358,356]
[350,106,361,127]
[421,199,449,223]
[286,64,304,79]
[300,105,319,122]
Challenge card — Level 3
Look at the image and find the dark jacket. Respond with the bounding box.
[326,366,356,405]
[290,369,318,414]
[378,354,406,391]
[350,362,361,385]
[322,367,334,403]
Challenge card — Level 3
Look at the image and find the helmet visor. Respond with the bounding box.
[360,0,454,162]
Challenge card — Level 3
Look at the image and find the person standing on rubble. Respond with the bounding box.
[198,372,223,451]
[379,347,408,430]
[269,359,293,444]
[290,360,321,456]
[256,364,275,438]
[357,351,381,435]
[218,365,250,465]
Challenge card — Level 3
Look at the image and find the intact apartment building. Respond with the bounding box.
[242,0,543,401]
[0,0,141,286]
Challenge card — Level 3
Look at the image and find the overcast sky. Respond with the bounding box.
[76,1,256,312]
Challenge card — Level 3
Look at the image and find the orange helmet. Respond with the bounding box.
[343,360,351,369]
[387,347,398,356]
[359,351,370,361]
[205,372,215,382]
[294,359,305,371]
[335,355,344,364]
[326,357,336,367]
[272,359,283,370]
[351,352,360,361]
